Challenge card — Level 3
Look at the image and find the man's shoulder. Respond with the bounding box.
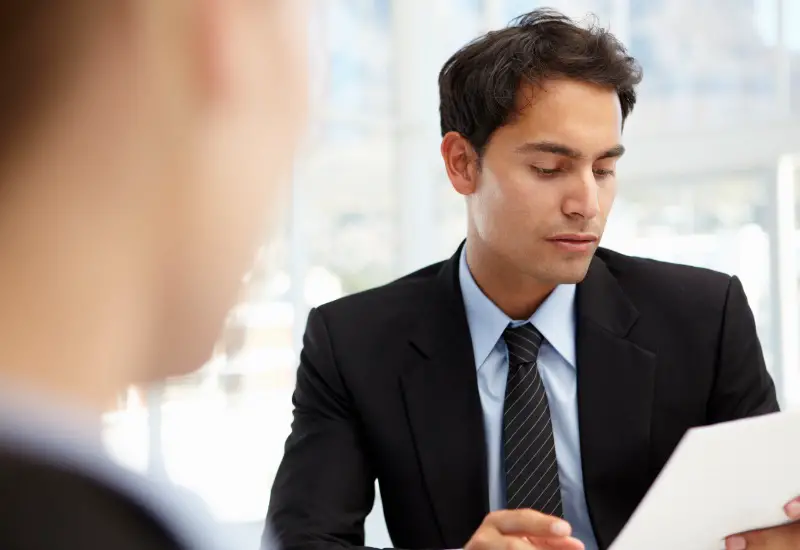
[0,446,182,549]
[312,248,740,329]
[594,247,735,307]
[316,259,447,321]
[0,409,231,550]
[596,247,732,282]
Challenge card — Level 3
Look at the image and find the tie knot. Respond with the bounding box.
[503,323,543,366]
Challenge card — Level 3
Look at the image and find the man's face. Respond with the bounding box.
[469,78,623,285]
[158,0,308,377]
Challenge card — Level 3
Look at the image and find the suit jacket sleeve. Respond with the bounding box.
[267,307,382,550]
[707,275,780,423]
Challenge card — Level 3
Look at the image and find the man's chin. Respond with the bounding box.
[547,258,594,285]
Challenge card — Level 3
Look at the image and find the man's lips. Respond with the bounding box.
[546,233,599,243]
[546,234,598,253]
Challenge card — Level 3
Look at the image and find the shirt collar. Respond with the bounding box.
[0,378,104,448]
[458,246,577,370]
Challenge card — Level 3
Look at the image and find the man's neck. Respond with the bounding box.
[464,238,556,320]
[0,167,156,416]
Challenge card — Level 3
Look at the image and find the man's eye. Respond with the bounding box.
[533,167,561,176]
[593,169,615,178]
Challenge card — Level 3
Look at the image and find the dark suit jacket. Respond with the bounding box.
[0,447,182,549]
[267,246,779,550]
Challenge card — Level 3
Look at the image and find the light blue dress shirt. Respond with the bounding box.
[458,248,598,550]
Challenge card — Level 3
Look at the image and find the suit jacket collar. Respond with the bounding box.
[577,253,639,337]
[575,253,656,549]
[399,244,487,548]
[402,244,656,550]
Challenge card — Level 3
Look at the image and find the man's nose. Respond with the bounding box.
[563,171,599,220]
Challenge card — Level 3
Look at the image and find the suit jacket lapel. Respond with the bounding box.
[400,247,488,549]
[576,254,657,550]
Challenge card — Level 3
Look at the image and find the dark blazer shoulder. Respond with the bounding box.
[594,246,736,312]
[0,447,182,550]
[315,259,448,326]
[300,257,456,388]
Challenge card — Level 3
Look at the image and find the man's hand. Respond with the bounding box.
[464,510,585,550]
[725,497,800,550]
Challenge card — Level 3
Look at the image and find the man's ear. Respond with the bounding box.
[441,131,480,196]
[194,0,237,103]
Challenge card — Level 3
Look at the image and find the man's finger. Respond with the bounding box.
[785,497,800,521]
[486,509,572,538]
[726,521,800,550]
[725,534,747,550]
[724,498,800,549]
[525,535,585,549]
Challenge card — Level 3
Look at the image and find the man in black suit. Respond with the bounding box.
[0,1,307,548]
[267,8,799,550]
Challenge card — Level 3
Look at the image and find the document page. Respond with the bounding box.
[609,410,800,550]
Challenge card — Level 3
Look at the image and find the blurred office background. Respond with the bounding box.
[101,0,800,547]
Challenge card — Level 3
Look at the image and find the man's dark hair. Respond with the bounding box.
[438,8,643,157]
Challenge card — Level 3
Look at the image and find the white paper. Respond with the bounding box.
[609,410,800,550]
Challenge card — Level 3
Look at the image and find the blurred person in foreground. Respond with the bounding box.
[0,1,306,549]
[267,8,798,550]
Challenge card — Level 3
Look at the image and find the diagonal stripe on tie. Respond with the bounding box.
[503,323,563,517]
[503,370,540,421]
[504,370,543,419]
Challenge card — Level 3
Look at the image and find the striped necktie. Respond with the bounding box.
[502,323,563,517]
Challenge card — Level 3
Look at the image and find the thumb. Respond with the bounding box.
[785,497,800,521]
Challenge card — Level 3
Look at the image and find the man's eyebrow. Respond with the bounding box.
[514,141,625,160]
[597,144,626,160]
